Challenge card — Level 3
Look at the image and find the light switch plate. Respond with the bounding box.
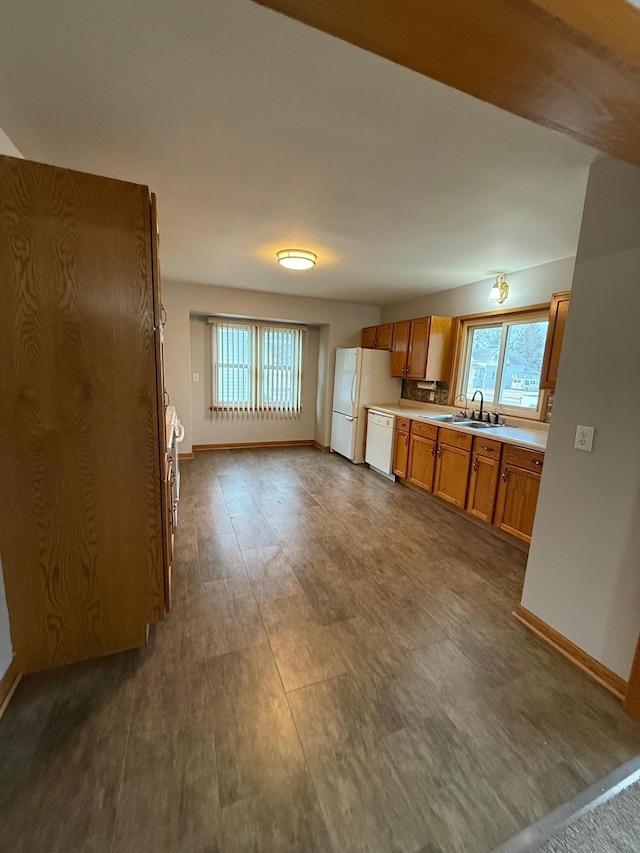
[193,373,200,382]
[574,425,594,452]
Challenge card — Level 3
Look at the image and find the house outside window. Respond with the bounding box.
[458,311,549,418]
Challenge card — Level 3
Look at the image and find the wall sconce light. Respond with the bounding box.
[277,249,317,270]
[487,274,509,304]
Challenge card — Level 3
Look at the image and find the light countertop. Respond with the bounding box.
[366,403,548,451]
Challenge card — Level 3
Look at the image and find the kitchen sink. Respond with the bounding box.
[466,422,501,429]
[418,413,502,429]
[418,414,473,424]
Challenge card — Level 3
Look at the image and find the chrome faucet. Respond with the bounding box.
[455,393,468,418]
[471,390,484,421]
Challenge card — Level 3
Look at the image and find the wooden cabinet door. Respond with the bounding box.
[467,453,500,522]
[393,428,409,478]
[433,443,471,507]
[408,434,436,491]
[376,323,394,350]
[425,316,453,381]
[362,326,377,348]
[0,155,163,672]
[391,320,410,377]
[406,317,431,378]
[540,291,570,389]
[494,464,541,544]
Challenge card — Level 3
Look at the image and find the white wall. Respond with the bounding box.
[0,558,12,679]
[189,315,319,446]
[0,128,20,677]
[522,157,640,679]
[162,280,381,453]
[380,257,575,322]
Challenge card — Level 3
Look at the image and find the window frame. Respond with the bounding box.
[453,305,550,421]
[209,318,305,416]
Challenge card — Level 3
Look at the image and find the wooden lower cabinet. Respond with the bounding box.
[494,447,544,543]
[408,434,436,491]
[466,436,502,523]
[397,416,544,547]
[393,427,410,478]
[433,443,471,507]
[467,453,501,522]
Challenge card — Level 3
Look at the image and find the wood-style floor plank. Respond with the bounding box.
[2,447,640,853]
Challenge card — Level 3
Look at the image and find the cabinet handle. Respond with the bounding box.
[502,469,508,482]
[160,305,167,326]
[481,445,494,453]
[404,435,408,446]
[532,459,542,466]
[436,446,441,458]
[472,460,477,472]
[430,445,435,456]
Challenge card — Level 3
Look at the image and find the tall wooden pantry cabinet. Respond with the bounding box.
[0,154,171,673]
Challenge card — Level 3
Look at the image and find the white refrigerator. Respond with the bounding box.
[330,347,402,463]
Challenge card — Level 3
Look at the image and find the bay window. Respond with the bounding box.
[209,319,305,417]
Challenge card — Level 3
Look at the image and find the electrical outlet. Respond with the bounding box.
[574,425,594,452]
[193,373,200,382]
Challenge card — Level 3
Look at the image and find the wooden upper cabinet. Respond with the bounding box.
[391,320,411,377]
[362,323,394,350]
[361,326,377,348]
[406,316,453,381]
[375,323,394,350]
[540,291,570,389]
[406,317,431,378]
[365,315,452,376]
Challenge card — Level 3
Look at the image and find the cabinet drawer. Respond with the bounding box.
[438,427,472,452]
[473,436,502,459]
[396,417,411,433]
[502,444,545,473]
[410,420,438,440]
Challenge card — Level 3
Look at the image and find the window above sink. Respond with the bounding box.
[457,310,549,420]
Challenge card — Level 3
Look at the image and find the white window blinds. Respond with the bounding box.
[210,319,305,418]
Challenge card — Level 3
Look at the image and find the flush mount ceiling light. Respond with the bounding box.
[276,249,317,271]
[487,273,510,304]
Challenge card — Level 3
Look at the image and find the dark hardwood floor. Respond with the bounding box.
[2,447,639,852]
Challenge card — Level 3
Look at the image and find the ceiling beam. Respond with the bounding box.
[252,0,640,165]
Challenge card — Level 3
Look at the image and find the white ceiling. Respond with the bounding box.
[0,0,597,305]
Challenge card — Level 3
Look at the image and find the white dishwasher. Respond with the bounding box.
[365,410,396,480]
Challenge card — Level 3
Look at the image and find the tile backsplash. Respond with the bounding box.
[401,380,450,405]
[403,379,555,422]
